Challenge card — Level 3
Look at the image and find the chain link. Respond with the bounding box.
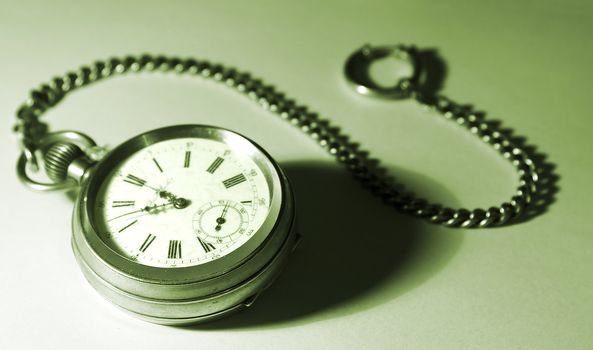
[14,54,540,228]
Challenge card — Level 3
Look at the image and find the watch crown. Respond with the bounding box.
[44,142,84,182]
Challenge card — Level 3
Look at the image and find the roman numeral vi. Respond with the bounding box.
[168,240,182,259]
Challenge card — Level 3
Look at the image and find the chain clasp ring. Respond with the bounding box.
[344,44,421,99]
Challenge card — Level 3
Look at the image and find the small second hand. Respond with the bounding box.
[215,202,230,232]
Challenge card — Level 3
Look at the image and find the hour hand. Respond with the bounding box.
[122,174,190,208]
[161,191,191,208]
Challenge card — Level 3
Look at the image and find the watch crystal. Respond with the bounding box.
[93,137,272,268]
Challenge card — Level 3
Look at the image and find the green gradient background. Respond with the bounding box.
[1,1,592,349]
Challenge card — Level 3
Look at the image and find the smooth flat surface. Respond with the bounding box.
[1,1,592,349]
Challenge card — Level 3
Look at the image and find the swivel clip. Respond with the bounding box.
[344,44,421,99]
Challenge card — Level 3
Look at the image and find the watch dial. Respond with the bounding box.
[93,137,272,268]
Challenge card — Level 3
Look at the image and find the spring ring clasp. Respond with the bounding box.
[344,44,421,99]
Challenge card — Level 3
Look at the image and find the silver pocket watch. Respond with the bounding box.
[14,45,542,325]
[72,125,297,324]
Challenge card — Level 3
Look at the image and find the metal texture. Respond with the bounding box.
[44,142,83,182]
[14,49,540,228]
[71,126,296,324]
[16,130,97,191]
[344,44,420,99]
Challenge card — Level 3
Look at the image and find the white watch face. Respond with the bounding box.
[93,137,272,268]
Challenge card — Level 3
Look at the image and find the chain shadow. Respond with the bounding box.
[200,161,464,329]
[415,47,448,99]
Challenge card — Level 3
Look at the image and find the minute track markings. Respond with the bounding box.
[93,137,272,269]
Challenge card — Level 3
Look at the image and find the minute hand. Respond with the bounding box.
[107,202,173,222]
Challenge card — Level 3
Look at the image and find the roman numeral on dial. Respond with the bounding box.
[124,174,146,187]
[139,234,156,252]
[222,173,246,188]
[118,219,138,233]
[168,240,182,259]
[206,157,224,174]
[112,200,135,207]
[184,151,191,168]
[198,237,216,253]
[153,158,163,173]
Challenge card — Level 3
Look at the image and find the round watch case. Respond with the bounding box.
[71,125,298,325]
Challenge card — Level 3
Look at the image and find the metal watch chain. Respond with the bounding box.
[13,45,540,228]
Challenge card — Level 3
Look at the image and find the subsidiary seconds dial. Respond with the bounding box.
[193,200,251,245]
[93,137,271,268]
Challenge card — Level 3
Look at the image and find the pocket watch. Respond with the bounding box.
[73,124,297,325]
[13,45,541,325]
